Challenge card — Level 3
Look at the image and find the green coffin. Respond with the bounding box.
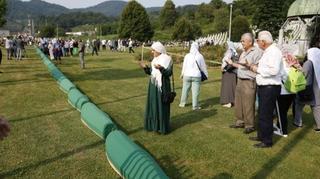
[59,78,76,93]
[51,68,65,81]
[47,63,58,72]
[80,102,116,139]
[43,59,52,66]
[68,88,89,110]
[105,130,168,179]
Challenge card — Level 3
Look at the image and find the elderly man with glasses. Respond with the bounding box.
[227,33,263,134]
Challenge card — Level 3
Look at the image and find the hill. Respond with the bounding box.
[75,0,128,17]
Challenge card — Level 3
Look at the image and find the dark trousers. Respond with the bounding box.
[277,94,295,134]
[129,47,134,53]
[257,85,281,145]
[92,47,98,56]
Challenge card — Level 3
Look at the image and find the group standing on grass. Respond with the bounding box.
[2,31,319,149]
[139,30,320,150]
[222,31,320,148]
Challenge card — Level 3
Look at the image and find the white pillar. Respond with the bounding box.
[228,3,233,41]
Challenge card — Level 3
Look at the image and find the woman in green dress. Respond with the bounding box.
[139,42,173,134]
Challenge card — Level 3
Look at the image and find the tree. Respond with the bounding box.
[213,8,229,33]
[231,15,251,42]
[159,0,178,29]
[195,3,214,23]
[252,0,287,37]
[0,0,6,26]
[233,0,256,19]
[118,1,154,41]
[39,25,56,37]
[172,18,202,41]
[210,0,227,9]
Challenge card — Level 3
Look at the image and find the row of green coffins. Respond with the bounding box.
[35,48,168,179]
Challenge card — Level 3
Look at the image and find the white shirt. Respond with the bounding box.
[181,43,208,78]
[5,39,11,49]
[256,44,283,86]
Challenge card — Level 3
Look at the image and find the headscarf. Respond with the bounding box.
[307,47,320,89]
[181,42,208,77]
[151,41,166,54]
[190,42,200,56]
[150,42,172,90]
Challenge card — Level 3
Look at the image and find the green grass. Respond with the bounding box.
[0,47,319,178]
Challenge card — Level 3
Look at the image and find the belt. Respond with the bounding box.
[258,85,281,88]
[238,78,254,81]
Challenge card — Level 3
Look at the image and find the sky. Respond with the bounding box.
[22,0,233,9]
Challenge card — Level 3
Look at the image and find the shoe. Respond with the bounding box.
[314,129,320,133]
[292,122,302,128]
[179,104,185,108]
[193,106,201,110]
[243,127,255,134]
[229,124,244,128]
[253,142,272,148]
[249,136,261,141]
[273,130,287,137]
[222,103,232,108]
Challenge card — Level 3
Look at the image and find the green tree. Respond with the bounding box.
[39,25,56,37]
[159,0,178,29]
[172,18,202,41]
[118,1,154,41]
[213,8,229,33]
[0,0,6,26]
[233,0,256,20]
[252,0,286,36]
[195,3,214,23]
[210,0,227,9]
[231,15,251,42]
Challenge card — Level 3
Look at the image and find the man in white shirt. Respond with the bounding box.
[5,37,12,60]
[247,31,283,148]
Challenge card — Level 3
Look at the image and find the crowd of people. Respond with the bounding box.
[35,37,138,69]
[138,30,319,150]
[218,31,320,148]
[1,30,319,150]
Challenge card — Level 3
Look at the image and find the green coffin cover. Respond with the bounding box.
[36,48,42,54]
[51,69,65,81]
[68,88,89,110]
[106,130,168,179]
[80,102,116,139]
[47,63,58,72]
[59,78,76,93]
[43,59,53,66]
[39,53,45,58]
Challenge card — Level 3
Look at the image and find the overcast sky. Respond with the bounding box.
[22,0,233,9]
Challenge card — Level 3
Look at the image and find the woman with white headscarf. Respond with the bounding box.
[179,42,208,110]
[220,41,240,108]
[139,41,173,134]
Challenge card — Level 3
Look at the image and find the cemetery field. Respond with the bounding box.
[0,47,319,179]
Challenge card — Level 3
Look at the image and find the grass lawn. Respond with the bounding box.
[0,47,319,178]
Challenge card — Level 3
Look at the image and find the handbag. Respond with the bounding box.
[223,64,236,72]
[162,64,176,104]
[195,61,208,81]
